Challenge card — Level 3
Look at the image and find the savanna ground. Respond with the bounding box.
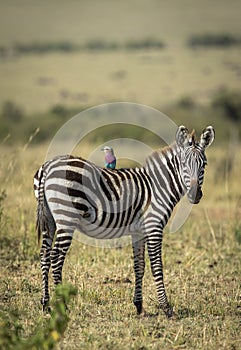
[0,142,240,350]
[0,0,241,349]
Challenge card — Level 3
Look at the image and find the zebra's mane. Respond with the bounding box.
[189,129,198,148]
[144,141,178,166]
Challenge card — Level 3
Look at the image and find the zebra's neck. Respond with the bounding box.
[143,143,186,206]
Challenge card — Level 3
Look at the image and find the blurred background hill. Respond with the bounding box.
[0,0,240,146]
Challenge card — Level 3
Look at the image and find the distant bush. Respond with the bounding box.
[0,46,7,58]
[0,38,166,58]
[83,39,119,51]
[0,101,87,144]
[211,90,241,123]
[50,104,70,118]
[125,38,165,50]
[176,96,196,109]
[0,101,25,141]
[188,33,241,48]
[13,41,79,54]
[1,101,24,122]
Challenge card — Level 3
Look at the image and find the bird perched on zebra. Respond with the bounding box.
[34,125,215,318]
[101,146,116,169]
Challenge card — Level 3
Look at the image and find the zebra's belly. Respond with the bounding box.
[76,220,135,240]
[45,173,146,239]
[75,203,142,239]
[46,192,142,240]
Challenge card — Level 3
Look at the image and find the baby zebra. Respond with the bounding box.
[34,125,214,318]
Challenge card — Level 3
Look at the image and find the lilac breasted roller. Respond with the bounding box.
[101,146,116,169]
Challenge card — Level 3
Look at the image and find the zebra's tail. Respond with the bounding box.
[34,166,52,244]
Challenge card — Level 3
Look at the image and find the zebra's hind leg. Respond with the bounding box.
[40,231,54,312]
[147,235,173,318]
[50,228,73,291]
[132,236,146,315]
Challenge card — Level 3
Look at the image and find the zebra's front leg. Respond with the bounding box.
[147,235,173,318]
[51,229,73,288]
[132,236,146,315]
[40,232,53,311]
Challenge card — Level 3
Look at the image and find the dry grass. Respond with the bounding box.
[0,48,240,113]
[0,142,240,350]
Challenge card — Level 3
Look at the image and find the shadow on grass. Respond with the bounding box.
[175,307,197,319]
[141,310,159,318]
[138,307,197,320]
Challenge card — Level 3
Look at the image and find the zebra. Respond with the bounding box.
[34,125,214,318]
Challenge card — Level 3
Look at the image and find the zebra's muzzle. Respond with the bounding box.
[187,183,203,204]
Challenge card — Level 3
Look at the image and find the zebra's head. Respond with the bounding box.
[176,125,215,204]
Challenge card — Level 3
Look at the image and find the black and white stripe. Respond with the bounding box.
[34,125,214,317]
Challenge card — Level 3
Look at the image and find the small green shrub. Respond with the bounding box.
[0,283,77,350]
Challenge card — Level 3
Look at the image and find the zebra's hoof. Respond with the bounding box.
[43,305,51,313]
[161,303,174,319]
[134,301,143,315]
[41,299,51,313]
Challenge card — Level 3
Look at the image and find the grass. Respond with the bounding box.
[0,141,240,350]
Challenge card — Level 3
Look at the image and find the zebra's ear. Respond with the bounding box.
[199,126,215,149]
[176,126,189,147]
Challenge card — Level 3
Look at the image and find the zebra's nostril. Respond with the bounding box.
[188,186,202,204]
